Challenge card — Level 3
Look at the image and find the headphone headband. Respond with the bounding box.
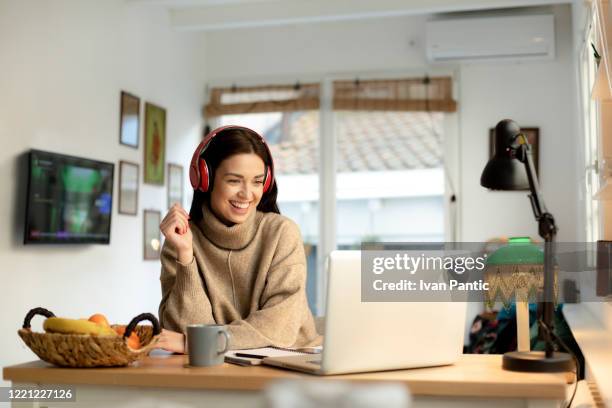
[189,125,275,193]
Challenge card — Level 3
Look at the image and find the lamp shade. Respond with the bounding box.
[484,237,545,308]
[481,119,529,190]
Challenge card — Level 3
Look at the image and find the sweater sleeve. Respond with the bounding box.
[158,241,215,335]
[226,219,321,349]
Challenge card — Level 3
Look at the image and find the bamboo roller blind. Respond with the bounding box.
[204,77,456,117]
[204,84,320,117]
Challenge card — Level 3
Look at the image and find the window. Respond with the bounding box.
[580,11,601,242]
[334,110,445,247]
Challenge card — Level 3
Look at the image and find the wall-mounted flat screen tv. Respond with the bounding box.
[24,149,114,244]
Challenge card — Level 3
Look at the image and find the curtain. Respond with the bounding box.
[333,77,456,112]
[204,77,456,117]
[204,83,320,117]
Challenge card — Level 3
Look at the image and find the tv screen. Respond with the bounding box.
[24,149,114,244]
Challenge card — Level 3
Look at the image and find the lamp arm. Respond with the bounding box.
[525,151,544,217]
[515,138,557,357]
[515,139,557,241]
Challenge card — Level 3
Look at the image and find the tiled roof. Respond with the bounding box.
[267,111,443,174]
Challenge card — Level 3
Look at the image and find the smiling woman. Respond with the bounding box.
[156,126,321,353]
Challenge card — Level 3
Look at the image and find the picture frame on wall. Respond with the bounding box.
[118,160,139,215]
[144,102,166,185]
[143,209,161,260]
[489,127,540,187]
[167,163,183,210]
[119,91,140,148]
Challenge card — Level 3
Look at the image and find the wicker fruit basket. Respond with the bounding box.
[18,307,161,368]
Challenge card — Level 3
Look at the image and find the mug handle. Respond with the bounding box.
[217,330,231,355]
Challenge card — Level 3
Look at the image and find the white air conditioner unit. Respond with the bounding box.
[425,14,555,63]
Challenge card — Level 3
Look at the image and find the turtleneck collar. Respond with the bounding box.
[198,201,264,250]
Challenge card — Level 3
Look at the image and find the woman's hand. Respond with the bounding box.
[160,203,193,264]
[156,329,186,354]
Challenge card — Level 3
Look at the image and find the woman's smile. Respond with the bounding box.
[229,200,251,213]
[229,200,250,209]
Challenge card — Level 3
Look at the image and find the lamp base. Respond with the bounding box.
[502,351,573,372]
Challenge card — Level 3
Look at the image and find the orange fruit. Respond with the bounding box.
[114,325,141,349]
[88,314,110,327]
[128,333,141,350]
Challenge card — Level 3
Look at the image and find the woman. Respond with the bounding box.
[155,125,321,353]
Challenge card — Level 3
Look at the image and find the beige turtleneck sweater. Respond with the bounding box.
[158,203,322,350]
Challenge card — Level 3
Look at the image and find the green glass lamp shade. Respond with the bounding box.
[485,237,546,308]
[487,237,544,265]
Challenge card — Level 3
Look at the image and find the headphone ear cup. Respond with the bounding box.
[263,166,272,193]
[189,163,200,191]
[199,159,210,192]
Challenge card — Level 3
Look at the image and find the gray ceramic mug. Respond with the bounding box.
[187,324,231,367]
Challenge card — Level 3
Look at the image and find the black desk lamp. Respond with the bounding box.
[481,119,573,372]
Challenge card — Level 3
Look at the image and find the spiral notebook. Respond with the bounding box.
[225,346,322,366]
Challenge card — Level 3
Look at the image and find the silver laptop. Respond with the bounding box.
[263,250,467,375]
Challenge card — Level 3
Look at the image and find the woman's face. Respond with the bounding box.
[210,153,266,225]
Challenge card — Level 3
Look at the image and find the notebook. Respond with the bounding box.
[225,346,322,366]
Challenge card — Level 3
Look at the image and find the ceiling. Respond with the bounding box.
[127,0,573,31]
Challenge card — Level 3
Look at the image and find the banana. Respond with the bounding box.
[43,317,118,336]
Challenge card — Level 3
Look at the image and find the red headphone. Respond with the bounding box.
[189,125,275,193]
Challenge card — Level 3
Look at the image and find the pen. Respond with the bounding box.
[235,353,268,359]
[294,347,322,354]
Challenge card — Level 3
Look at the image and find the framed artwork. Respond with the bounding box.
[167,163,184,210]
[118,161,139,215]
[143,209,161,260]
[144,102,166,185]
[489,127,540,181]
[119,91,140,148]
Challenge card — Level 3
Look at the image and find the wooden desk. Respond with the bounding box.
[3,354,569,408]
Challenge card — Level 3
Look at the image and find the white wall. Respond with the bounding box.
[459,5,578,242]
[205,15,426,82]
[0,0,205,381]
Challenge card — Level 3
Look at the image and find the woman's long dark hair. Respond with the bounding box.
[189,127,280,221]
